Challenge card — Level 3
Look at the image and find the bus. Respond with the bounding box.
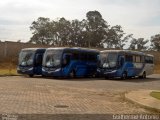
[97,50,154,79]
[17,48,46,77]
[42,47,99,78]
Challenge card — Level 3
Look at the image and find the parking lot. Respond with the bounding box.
[0,74,159,115]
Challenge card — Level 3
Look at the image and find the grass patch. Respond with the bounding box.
[0,69,18,76]
[150,91,160,100]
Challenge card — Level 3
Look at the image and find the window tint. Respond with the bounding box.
[125,55,133,62]
[135,56,141,63]
[88,54,97,62]
[145,56,153,64]
[133,56,136,62]
[141,56,145,63]
[72,52,79,60]
[80,53,88,61]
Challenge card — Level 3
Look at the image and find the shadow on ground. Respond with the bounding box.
[22,74,160,83]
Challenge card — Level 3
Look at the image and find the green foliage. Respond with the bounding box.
[29,10,158,50]
[86,11,109,47]
[150,34,160,51]
[129,37,149,50]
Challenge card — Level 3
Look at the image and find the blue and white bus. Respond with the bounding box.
[17,48,46,77]
[97,50,154,79]
[42,47,99,78]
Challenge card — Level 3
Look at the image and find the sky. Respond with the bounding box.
[0,0,160,42]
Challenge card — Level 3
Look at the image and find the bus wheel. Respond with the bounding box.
[29,74,34,77]
[121,72,127,80]
[105,76,109,79]
[69,70,75,78]
[42,75,46,77]
[142,72,146,79]
[139,72,146,79]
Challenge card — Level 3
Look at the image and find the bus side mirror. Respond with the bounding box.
[62,54,70,67]
[36,54,42,66]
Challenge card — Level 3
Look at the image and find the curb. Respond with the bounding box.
[125,90,160,112]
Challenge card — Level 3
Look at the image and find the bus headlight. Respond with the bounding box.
[42,68,45,72]
[55,68,61,72]
[28,67,33,71]
[111,70,117,73]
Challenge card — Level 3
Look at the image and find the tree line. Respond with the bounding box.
[29,10,160,51]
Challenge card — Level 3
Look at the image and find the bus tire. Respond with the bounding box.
[42,75,46,77]
[105,76,108,79]
[139,72,146,79]
[29,74,34,77]
[69,70,76,78]
[143,72,146,79]
[142,72,146,79]
[121,72,127,80]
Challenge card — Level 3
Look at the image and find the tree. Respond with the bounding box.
[150,34,160,51]
[29,17,51,45]
[29,11,139,49]
[86,10,109,48]
[129,38,149,50]
[53,18,71,46]
[69,19,88,47]
[103,25,130,49]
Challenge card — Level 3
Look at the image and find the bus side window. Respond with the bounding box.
[80,53,87,61]
[141,56,145,63]
[73,53,79,61]
[125,55,133,62]
[133,56,136,62]
[135,56,141,63]
[145,56,149,63]
[146,56,154,64]
[62,53,71,66]
[150,57,154,63]
[92,54,97,62]
[88,54,97,62]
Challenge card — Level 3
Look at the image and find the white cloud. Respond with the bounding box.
[0,0,159,42]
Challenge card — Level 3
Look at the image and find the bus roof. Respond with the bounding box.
[46,47,99,53]
[100,50,154,57]
[22,48,46,51]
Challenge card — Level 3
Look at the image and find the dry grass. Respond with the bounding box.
[0,63,18,76]
[0,69,18,76]
[150,91,160,100]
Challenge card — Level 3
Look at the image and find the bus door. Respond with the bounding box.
[34,53,43,75]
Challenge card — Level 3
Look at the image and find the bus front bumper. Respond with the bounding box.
[42,68,62,77]
[103,70,117,78]
[17,67,34,75]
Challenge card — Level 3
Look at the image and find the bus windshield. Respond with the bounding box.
[43,49,63,68]
[100,53,118,69]
[19,50,35,66]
